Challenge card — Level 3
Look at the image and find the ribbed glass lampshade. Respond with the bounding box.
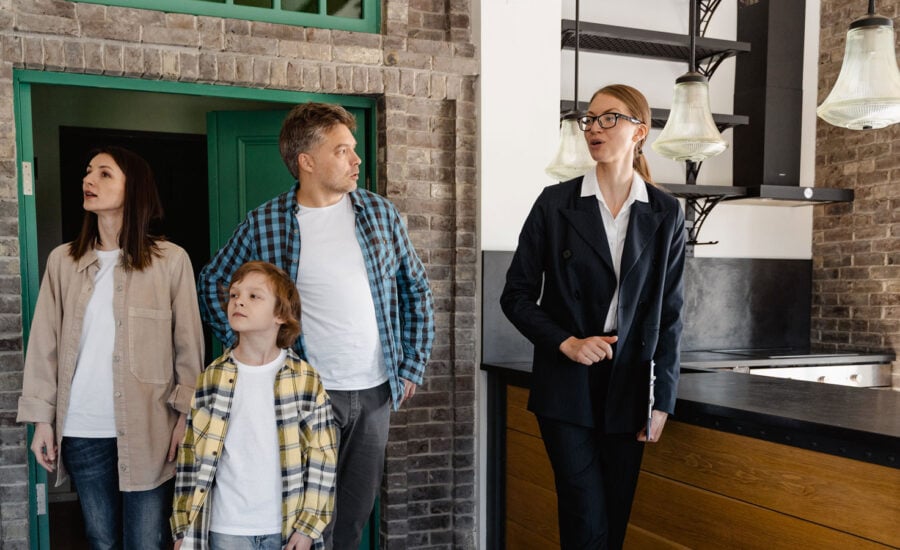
[652,73,727,162]
[816,16,900,130]
[545,116,595,181]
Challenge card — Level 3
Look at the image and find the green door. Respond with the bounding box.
[207,107,373,248]
[206,108,379,550]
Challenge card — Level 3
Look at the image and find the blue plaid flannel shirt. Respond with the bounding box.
[197,184,435,409]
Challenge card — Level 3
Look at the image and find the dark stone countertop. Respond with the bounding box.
[481,362,900,469]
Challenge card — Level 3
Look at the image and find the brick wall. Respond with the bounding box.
[813,0,899,372]
[0,0,478,548]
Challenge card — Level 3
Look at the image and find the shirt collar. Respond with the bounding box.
[580,170,649,210]
[75,248,100,273]
[289,181,362,213]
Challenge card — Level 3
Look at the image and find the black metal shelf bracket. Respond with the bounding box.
[683,161,716,245]
[683,195,723,246]
[657,180,747,247]
[698,0,723,37]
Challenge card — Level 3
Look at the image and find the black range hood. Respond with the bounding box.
[729,0,853,206]
[732,185,853,206]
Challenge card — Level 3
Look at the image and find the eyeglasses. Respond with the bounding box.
[577,112,644,131]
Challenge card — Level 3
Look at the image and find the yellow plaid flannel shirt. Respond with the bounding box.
[171,348,337,550]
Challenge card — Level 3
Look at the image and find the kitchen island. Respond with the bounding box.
[483,362,900,549]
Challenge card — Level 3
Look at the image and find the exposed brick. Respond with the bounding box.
[333,45,382,65]
[81,19,139,42]
[142,25,201,47]
[224,33,276,56]
[43,38,64,71]
[15,13,79,36]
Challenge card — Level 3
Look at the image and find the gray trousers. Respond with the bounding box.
[321,381,392,550]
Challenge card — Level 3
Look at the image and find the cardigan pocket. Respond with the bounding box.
[128,307,174,384]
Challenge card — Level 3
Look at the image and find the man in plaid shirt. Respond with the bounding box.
[197,103,435,550]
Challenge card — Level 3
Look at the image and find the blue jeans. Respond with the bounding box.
[61,437,174,550]
[208,532,281,550]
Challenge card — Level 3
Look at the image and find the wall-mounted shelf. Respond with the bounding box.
[658,183,746,200]
[561,20,751,78]
[560,101,749,132]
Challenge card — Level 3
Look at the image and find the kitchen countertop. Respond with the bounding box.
[481,361,900,469]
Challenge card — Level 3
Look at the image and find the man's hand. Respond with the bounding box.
[174,538,183,550]
[168,413,187,462]
[30,422,57,473]
[637,410,668,443]
[285,531,313,550]
[399,378,417,407]
[559,335,618,365]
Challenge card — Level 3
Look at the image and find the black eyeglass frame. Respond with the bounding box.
[577,112,644,131]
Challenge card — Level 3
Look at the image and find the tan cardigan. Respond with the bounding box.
[17,241,204,491]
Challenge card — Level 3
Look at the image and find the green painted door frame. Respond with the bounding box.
[12,69,377,549]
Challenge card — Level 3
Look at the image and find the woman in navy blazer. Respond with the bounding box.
[501,84,686,550]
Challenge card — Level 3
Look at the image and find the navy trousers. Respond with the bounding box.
[536,416,645,550]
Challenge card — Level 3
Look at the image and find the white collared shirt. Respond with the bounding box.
[580,170,649,332]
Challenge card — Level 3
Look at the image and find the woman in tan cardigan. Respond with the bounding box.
[17,146,204,549]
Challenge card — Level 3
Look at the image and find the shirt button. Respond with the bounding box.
[117,430,124,436]
[114,391,122,398]
[116,320,123,327]
[120,464,128,472]
[113,355,120,362]
[116,285,123,292]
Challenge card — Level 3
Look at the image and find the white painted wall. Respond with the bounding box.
[479,0,562,251]
[480,0,822,259]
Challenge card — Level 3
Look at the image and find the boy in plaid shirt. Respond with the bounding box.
[172,261,337,550]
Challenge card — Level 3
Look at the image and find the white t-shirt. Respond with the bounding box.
[296,195,387,391]
[64,248,120,437]
[210,349,286,536]
[581,170,649,333]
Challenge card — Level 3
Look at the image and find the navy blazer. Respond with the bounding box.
[501,177,686,432]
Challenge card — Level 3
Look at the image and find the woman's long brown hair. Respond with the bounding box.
[590,84,654,184]
[68,146,164,270]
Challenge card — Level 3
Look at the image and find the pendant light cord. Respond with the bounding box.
[689,0,697,72]
[574,0,580,108]
[868,0,875,16]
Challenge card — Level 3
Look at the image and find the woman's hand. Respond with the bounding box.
[168,413,187,462]
[637,410,668,443]
[174,538,183,550]
[559,335,618,365]
[30,422,57,472]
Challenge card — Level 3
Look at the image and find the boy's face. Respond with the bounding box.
[227,272,284,337]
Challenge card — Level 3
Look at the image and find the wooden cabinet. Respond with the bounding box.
[504,385,900,549]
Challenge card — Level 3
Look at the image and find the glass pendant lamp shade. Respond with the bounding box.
[545,115,596,181]
[651,73,727,162]
[816,15,900,130]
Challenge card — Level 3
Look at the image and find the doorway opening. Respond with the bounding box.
[18,73,377,550]
[30,83,293,550]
